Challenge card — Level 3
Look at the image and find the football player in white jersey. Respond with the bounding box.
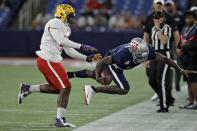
[18,4,102,127]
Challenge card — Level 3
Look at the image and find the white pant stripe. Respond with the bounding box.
[47,61,66,89]
[161,51,170,108]
[109,65,124,89]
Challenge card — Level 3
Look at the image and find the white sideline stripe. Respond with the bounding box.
[109,65,124,89]
[0,109,55,113]
[47,61,66,88]
[0,122,46,124]
[74,85,197,131]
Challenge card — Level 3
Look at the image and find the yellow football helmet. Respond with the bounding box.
[54,4,75,23]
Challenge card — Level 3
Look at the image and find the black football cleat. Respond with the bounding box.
[157,108,169,113]
[168,97,175,107]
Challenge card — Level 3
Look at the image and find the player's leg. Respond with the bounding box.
[84,65,129,105]
[67,69,95,79]
[47,61,75,127]
[18,57,61,104]
[147,60,159,101]
[175,70,181,91]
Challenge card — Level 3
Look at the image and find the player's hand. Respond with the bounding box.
[145,60,150,68]
[80,45,98,52]
[96,77,106,85]
[182,70,197,77]
[86,53,102,62]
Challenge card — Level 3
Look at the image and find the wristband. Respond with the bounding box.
[180,69,184,73]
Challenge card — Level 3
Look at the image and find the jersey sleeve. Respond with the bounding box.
[49,19,81,49]
[143,15,151,33]
[111,47,128,65]
[163,25,172,37]
[63,47,87,60]
[147,43,156,60]
[167,16,178,32]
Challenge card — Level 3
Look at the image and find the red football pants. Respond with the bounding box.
[37,56,71,90]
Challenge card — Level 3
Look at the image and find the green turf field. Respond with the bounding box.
[0,66,153,131]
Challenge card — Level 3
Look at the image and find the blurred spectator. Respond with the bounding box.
[77,6,95,29]
[165,0,184,91]
[178,10,197,109]
[95,12,107,28]
[190,6,197,24]
[139,13,146,27]
[32,9,52,30]
[120,12,141,30]
[60,0,75,7]
[173,1,183,16]
[99,6,110,20]
[101,0,114,11]
[86,0,101,10]
[0,0,10,9]
[108,12,123,30]
[120,11,133,30]
[165,0,184,32]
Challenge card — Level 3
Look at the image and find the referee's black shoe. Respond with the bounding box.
[157,108,169,113]
[168,97,175,107]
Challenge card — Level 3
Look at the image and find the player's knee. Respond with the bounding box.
[60,88,71,95]
[120,89,129,95]
[85,70,93,77]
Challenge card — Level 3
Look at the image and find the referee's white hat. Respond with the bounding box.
[154,0,164,5]
[190,6,197,11]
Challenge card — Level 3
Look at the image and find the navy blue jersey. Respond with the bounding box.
[105,43,156,70]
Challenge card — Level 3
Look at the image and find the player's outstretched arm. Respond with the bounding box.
[95,56,113,84]
[155,52,197,77]
[49,23,98,52]
[64,47,102,62]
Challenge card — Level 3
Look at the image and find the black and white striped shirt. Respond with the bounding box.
[151,24,172,51]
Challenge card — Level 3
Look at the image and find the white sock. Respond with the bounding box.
[57,107,66,119]
[29,85,40,93]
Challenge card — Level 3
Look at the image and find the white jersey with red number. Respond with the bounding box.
[36,18,87,63]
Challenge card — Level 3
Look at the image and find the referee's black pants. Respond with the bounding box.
[146,51,173,109]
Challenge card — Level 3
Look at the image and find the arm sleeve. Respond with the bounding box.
[168,16,178,32]
[49,20,81,49]
[63,47,87,60]
[147,44,156,60]
[50,27,81,49]
[163,25,171,37]
[143,16,150,33]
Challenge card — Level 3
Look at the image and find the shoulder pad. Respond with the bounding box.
[49,18,65,29]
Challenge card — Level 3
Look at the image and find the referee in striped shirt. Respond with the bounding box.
[147,11,174,112]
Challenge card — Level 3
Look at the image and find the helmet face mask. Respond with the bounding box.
[129,38,149,64]
[67,13,75,24]
[54,4,75,24]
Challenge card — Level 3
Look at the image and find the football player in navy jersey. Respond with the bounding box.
[68,38,196,112]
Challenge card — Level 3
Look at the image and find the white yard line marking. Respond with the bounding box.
[0,109,55,113]
[74,85,197,131]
